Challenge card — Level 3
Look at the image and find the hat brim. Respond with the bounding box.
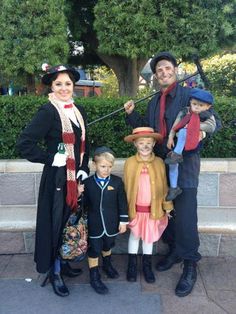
[42,68,80,85]
[150,52,177,73]
[124,133,163,143]
[190,96,213,105]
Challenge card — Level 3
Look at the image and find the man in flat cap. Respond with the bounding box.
[124,51,221,297]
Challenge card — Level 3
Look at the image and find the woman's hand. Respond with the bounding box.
[124,100,135,115]
[119,223,127,234]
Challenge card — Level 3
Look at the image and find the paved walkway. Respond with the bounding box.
[0,254,236,314]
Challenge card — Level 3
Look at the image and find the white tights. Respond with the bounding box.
[128,231,153,255]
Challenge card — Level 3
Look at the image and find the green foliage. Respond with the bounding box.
[153,0,224,60]
[201,95,236,157]
[220,1,236,47]
[0,0,69,87]
[0,94,235,159]
[94,0,158,58]
[66,0,236,96]
[93,0,228,61]
[92,66,119,98]
[202,54,236,96]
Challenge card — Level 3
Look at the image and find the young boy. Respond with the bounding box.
[165,88,216,201]
[82,146,128,295]
[124,127,173,283]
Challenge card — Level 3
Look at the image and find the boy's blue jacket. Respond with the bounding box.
[83,174,128,238]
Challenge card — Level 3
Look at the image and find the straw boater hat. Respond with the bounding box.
[124,127,163,143]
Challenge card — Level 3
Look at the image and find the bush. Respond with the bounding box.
[203,54,236,96]
[0,94,235,159]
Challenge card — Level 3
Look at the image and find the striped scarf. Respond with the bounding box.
[49,93,86,211]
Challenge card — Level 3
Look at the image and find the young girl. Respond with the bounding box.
[124,127,173,283]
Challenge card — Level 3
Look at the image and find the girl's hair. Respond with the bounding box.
[93,152,115,164]
[49,70,76,86]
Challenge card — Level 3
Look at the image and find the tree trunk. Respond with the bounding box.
[97,53,147,97]
[26,73,36,94]
[192,55,211,89]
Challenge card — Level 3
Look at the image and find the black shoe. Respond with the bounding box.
[142,255,155,283]
[61,262,82,277]
[90,267,109,295]
[127,254,138,282]
[175,260,197,297]
[165,152,183,165]
[156,252,182,272]
[47,272,69,297]
[166,187,182,201]
[102,255,119,279]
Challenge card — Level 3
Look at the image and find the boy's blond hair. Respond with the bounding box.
[93,152,115,164]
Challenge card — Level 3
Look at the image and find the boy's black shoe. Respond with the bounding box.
[165,152,183,165]
[166,187,182,201]
[175,260,197,297]
[102,255,119,279]
[90,267,109,294]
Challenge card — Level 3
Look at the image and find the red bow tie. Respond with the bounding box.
[64,104,73,109]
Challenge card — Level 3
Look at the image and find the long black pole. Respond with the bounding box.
[88,71,199,126]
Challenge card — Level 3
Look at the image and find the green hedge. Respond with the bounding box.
[0,95,235,159]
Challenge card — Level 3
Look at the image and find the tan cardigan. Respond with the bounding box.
[123,153,173,220]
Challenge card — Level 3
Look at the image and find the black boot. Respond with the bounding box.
[102,255,119,279]
[42,271,69,297]
[127,254,137,282]
[142,255,155,283]
[61,262,82,277]
[90,267,109,294]
[156,251,182,272]
[175,260,197,297]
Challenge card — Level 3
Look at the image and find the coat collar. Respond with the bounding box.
[135,152,156,163]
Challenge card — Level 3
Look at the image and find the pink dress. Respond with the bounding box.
[129,166,168,243]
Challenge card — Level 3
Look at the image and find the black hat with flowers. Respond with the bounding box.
[41,63,80,85]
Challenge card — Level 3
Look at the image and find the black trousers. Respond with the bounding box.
[162,188,201,262]
[88,235,116,258]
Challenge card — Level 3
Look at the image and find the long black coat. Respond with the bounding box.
[17,102,89,273]
[83,174,128,238]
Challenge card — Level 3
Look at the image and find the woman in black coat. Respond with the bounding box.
[17,64,89,297]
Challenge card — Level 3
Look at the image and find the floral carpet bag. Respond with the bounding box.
[60,197,88,262]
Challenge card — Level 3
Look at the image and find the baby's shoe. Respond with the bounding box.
[165,152,183,164]
[166,187,182,201]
